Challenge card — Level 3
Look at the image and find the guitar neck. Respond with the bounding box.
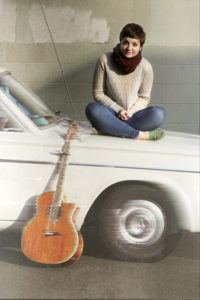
[54,144,70,205]
[53,123,78,206]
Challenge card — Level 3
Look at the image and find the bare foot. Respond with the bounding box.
[136,131,149,140]
[136,129,165,140]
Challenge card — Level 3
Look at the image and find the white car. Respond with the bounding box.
[0,68,199,262]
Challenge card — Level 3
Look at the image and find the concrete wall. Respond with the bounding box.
[0,0,199,134]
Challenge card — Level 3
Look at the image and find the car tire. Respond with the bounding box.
[98,182,182,262]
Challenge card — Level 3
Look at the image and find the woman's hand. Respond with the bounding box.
[118,109,131,120]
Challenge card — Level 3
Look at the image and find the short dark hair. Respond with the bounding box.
[119,23,146,46]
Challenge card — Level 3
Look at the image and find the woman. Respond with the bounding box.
[85,23,166,140]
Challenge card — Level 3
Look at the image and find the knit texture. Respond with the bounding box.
[93,52,153,116]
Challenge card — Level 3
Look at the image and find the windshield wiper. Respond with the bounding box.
[31,114,72,122]
[0,127,23,132]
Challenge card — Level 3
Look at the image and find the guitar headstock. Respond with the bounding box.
[64,122,80,143]
[68,122,80,139]
[61,122,82,155]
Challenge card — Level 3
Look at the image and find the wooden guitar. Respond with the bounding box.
[21,122,83,264]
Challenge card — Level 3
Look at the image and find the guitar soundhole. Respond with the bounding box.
[46,205,64,221]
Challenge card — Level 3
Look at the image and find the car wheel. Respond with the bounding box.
[98,182,181,262]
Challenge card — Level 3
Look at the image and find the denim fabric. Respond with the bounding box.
[85,102,166,138]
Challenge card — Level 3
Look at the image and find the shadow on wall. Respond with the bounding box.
[35,58,97,122]
[34,46,199,134]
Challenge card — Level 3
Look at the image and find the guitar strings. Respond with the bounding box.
[46,126,73,232]
[47,138,68,231]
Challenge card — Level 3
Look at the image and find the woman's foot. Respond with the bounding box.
[149,128,165,140]
[91,127,100,135]
[137,128,165,140]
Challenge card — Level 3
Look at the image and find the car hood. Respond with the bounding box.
[68,122,200,173]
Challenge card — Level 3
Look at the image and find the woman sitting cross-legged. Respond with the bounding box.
[85,23,166,140]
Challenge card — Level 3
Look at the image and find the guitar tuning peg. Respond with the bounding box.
[51,150,63,156]
[75,134,84,142]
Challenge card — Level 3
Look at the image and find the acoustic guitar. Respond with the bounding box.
[21,122,83,264]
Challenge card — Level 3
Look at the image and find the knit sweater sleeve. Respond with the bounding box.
[128,60,153,116]
[93,54,124,113]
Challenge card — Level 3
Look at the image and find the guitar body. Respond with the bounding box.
[21,123,83,265]
[65,207,84,265]
[65,232,84,266]
[21,191,79,264]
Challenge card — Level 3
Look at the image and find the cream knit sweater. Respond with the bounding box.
[93,52,153,116]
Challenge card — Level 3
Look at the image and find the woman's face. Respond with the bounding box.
[120,37,141,58]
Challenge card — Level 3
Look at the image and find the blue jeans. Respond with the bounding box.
[85,102,166,138]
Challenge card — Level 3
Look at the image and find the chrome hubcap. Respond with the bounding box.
[120,200,165,246]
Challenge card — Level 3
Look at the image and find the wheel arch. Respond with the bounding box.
[84,179,192,232]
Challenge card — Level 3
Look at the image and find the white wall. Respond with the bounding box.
[0,0,199,133]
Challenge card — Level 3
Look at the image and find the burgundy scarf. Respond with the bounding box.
[113,43,142,74]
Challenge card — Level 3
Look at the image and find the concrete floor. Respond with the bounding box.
[0,228,199,300]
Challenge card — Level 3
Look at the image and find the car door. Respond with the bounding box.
[0,104,59,227]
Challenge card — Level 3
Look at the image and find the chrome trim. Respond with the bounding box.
[0,159,199,173]
[68,162,200,174]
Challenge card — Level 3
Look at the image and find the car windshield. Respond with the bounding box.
[0,71,69,127]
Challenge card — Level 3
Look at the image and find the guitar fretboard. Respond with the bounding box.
[50,123,79,210]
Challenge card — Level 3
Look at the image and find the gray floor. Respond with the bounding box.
[0,228,199,300]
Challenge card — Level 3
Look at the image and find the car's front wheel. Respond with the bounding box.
[99,182,181,262]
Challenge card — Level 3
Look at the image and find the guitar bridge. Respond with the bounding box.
[42,230,61,236]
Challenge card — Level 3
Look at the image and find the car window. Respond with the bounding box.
[0,101,24,131]
[0,73,61,127]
